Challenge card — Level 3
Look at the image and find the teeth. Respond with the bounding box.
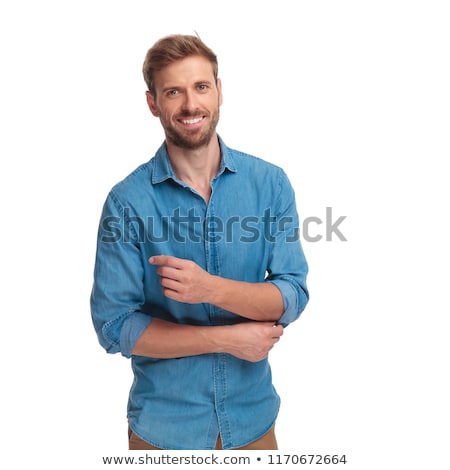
[182,117,203,124]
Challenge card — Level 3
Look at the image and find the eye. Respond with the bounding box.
[167,89,179,97]
[197,84,209,92]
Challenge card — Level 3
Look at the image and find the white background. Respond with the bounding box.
[1,1,449,468]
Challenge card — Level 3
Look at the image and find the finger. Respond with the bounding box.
[161,287,180,301]
[276,324,284,334]
[272,324,284,338]
[159,277,181,291]
[149,255,184,268]
[157,266,182,281]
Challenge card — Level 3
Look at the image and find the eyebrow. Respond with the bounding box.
[161,80,215,92]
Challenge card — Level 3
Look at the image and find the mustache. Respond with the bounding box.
[176,109,207,118]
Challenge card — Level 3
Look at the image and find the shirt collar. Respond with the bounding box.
[151,135,237,185]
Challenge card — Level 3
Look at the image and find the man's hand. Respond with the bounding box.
[149,254,284,322]
[220,322,284,362]
[149,255,215,304]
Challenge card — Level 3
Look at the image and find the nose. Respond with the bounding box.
[181,89,198,113]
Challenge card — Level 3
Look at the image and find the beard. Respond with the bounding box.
[159,107,220,150]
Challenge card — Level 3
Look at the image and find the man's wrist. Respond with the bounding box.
[210,324,234,355]
[206,274,223,306]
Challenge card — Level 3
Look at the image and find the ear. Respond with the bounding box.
[217,78,223,107]
[146,91,160,117]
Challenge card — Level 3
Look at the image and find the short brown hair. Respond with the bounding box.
[142,34,219,96]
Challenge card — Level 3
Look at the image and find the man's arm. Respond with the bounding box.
[149,255,284,322]
[132,317,283,362]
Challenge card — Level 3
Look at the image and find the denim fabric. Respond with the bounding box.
[90,136,309,449]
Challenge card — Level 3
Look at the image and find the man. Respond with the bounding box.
[90,34,309,450]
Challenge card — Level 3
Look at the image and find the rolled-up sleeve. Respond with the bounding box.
[269,277,308,326]
[90,191,151,358]
[266,169,309,327]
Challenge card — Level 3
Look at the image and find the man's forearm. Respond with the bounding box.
[131,317,283,362]
[132,318,220,358]
[208,276,284,322]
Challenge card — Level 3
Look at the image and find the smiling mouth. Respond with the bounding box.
[179,116,205,125]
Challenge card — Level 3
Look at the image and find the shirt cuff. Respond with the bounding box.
[269,279,300,327]
[119,313,153,358]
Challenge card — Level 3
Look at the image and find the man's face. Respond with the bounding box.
[147,55,222,150]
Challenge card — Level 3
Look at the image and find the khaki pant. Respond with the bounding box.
[128,424,277,450]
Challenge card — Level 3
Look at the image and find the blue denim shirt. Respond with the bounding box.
[90,137,309,449]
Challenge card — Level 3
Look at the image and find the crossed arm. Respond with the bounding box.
[131,255,285,362]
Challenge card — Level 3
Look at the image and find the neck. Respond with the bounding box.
[166,134,221,202]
